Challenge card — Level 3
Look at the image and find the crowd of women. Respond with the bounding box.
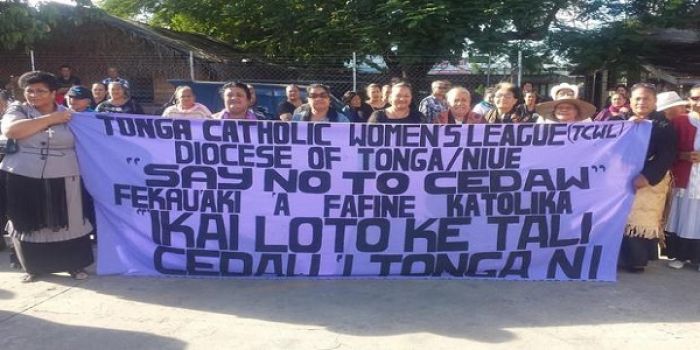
[1,69,700,282]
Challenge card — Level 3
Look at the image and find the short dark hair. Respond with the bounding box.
[615,84,628,91]
[60,64,72,70]
[18,71,59,91]
[342,91,359,105]
[220,82,251,100]
[92,82,107,90]
[107,81,130,97]
[307,84,330,95]
[630,82,656,94]
[392,82,412,90]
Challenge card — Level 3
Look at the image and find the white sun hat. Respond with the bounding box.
[656,91,689,112]
[550,83,579,100]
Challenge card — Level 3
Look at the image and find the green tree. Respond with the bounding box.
[548,0,700,77]
[98,0,574,77]
[0,0,97,51]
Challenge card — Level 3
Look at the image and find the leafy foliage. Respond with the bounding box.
[97,0,573,76]
[0,0,99,51]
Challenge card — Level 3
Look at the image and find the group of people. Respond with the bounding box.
[1,65,700,282]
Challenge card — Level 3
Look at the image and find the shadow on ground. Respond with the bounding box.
[83,260,700,343]
[0,285,186,350]
[1,243,699,344]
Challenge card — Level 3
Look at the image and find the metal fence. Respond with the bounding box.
[1,51,572,108]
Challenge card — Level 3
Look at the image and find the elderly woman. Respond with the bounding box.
[368,83,425,124]
[595,92,630,121]
[535,98,596,124]
[619,83,677,272]
[444,87,482,124]
[162,85,212,119]
[293,84,350,123]
[663,90,700,270]
[95,82,144,114]
[1,71,94,282]
[550,83,579,100]
[212,82,259,120]
[484,83,524,123]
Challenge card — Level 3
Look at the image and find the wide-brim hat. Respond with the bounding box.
[535,98,597,122]
[550,83,579,100]
[656,91,688,112]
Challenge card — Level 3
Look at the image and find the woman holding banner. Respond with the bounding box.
[212,82,259,120]
[0,71,94,283]
[292,84,350,123]
[367,83,424,124]
[535,98,596,124]
[444,87,482,124]
[484,82,525,123]
[619,83,677,273]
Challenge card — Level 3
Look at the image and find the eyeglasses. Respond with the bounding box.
[24,89,51,96]
[308,93,329,99]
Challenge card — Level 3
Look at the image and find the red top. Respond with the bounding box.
[670,114,696,188]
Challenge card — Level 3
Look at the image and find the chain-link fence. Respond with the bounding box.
[1,51,573,112]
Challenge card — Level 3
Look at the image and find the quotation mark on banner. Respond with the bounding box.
[591,165,607,173]
[136,208,148,215]
[126,157,141,165]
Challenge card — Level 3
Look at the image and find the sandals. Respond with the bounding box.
[21,273,38,283]
[70,269,89,280]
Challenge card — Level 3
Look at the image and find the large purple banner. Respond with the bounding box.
[70,113,651,281]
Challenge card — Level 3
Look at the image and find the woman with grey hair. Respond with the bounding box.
[444,87,482,124]
[161,85,212,119]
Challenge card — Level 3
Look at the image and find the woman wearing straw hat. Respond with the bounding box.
[550,83,579,100]
[619,84,677,273]
[534,98,597,123]
[662,91,700,271]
